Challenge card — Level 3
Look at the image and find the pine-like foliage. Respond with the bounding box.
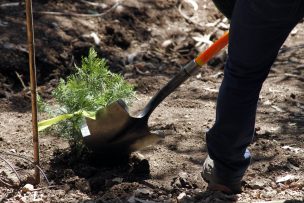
[53,48,134,113]
[42,48,134,144]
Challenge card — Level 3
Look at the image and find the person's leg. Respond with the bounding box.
[205,0,304,188]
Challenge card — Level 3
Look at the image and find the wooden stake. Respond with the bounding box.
[25,0,40,184]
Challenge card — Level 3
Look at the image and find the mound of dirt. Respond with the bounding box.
[0,0,303,202]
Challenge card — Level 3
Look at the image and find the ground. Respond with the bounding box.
[0,0,303,202]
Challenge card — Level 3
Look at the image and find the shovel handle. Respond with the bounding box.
[195,32,229,66]
[139,32,229,119]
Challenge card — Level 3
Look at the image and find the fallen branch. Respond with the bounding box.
[37,2,119,17]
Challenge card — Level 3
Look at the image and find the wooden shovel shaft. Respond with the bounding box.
[195,32,229,65]
[25,0,40,184]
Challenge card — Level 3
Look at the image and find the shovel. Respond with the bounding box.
[81,32,229,155]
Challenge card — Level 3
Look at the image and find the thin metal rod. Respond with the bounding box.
[25,0,40,184]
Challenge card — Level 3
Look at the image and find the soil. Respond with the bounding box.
[0,0,304,202]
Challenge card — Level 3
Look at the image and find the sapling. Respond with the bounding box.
[39,48,135,147]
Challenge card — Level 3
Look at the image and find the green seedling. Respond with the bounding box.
[38,48,135,146]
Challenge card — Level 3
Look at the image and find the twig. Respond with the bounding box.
[0,152,50,185]
[296,65,304,70]
[178,3,203,28]
[0,2,23,8]
[0,192,8,203]
[80,0,107,8]
[135,67,150,75]
[202,87,219,93]
[0,178,14,188]
[0,156,22,184]
[205,18,221,27]
[37,2,119,17]
[284,73,304,81]
[15,71,27,90]
[32,185,59,191]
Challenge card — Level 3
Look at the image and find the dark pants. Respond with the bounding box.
[207,0,304,182]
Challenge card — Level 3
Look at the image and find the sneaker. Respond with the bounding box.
[201,155,242,194]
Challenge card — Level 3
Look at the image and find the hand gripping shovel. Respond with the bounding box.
[82,32,229,155]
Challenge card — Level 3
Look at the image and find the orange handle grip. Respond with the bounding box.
[194,32,229,66]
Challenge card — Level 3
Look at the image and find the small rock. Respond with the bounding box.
[276,174,296,183]
[115,5,125,14]
[177,192,186,200]
[177,192,193,203]
[22,183,34,193]
[9,149,17,153]
[291,28,298,35]
[161,39,173,48]
[250,180,266,189]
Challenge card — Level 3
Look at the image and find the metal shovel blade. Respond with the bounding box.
[81,33,229,155]
[82,99,160,154]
